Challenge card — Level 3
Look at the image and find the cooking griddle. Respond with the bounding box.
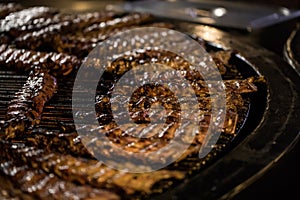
[0,5,299,200]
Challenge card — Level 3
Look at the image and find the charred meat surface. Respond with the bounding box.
[15,13,154,58]
[54,21,172,58]
[0,139,184,198]
[0,44,81,76]
[14,11,116,52]
[0,6,59,42]
[2,67,57,139]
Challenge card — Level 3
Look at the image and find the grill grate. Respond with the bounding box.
[0,70,27,120]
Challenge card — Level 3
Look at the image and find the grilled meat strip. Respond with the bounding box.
[0,139,185,197]
[54,21,173,58]
[14,11,117,52]
[15,13,153,58]
[0,142,120,200]
[0,169,120,200]
[82,13,152,37]
[0,44,81,76]
[2,67,57,139]
[0,6,58,39]
[24,130,92,158]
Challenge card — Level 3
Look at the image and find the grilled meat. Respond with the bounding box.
[3,67,57,139]
[0,159,120,200]
[0,139,184,198]
[54,21,173,58]
[0,6,58,41]
[14,11,115,51]
[15,13,153,58]
[83,13,152,36]
[0,44,81,76]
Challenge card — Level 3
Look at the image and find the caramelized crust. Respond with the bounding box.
[0,6,58,38]
[0,44,81,76]
[3,67,57,138]
[14,11,116,51]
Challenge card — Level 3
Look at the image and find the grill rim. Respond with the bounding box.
[157,23,300,200]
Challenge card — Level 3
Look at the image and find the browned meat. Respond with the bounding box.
[24,130,93,158]
[0,139,184,198]
[82,13,152,36]
[0,6,59,38]
[0,44,81,76]
[3,67,57,139]
[54,21,173,58]
[15,13,154,58]
[14,11,116,52]
[0,143,121,200]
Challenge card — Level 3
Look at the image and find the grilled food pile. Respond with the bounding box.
[0,3,264,200]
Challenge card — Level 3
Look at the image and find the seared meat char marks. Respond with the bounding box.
[0,44,81,76]
[3,67,57,139]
